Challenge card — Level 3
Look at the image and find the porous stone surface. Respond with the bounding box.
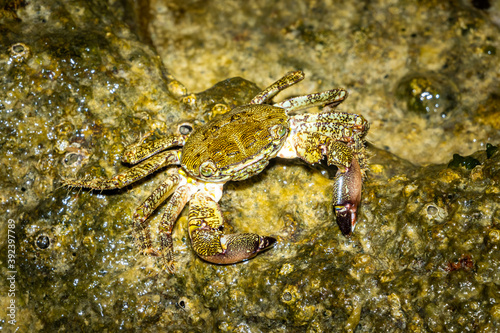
[0,0,499,332]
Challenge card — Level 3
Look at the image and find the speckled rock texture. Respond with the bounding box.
[0,0,499,332]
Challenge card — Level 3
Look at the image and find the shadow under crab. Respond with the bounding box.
[63,70,369,272]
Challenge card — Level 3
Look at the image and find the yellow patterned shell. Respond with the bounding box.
[181,104,289,182]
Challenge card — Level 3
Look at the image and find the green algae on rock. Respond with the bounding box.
[2,0,500,332]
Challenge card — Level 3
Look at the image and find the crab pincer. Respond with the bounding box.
[188,192,276,264]
[333,157,362,237]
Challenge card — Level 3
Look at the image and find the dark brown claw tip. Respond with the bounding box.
[335,203,357,237]
[260,236,277,250]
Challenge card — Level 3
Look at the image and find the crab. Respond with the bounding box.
[63,70,369,272]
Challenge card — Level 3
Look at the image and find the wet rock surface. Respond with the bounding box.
[150,0,500,165]
[0,0,499,332]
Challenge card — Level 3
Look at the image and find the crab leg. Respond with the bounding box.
[274,88,348,112]
[291,112,369,152]
[134,175,196,273]
[188,192,276,264]
[156,184,193,272]
[122,133,188,164]
[133,173,183,259]
[292,111,368,136]
[63,150,181,190]
[250,70,305,104]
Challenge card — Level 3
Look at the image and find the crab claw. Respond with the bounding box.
[202,234,276,264]
[188,191,276,264]
[333,157,362,237]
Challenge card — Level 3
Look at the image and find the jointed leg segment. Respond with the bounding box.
[63,150,181,190]
[133,173,183,260]
[250,70,305,104]
[122,133,187,164]
[275,88,348,111]
[158,184,191,272]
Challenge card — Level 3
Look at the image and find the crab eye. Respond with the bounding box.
[200,160,217,177]
[179,123,193,135]
[269,124,288,140]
